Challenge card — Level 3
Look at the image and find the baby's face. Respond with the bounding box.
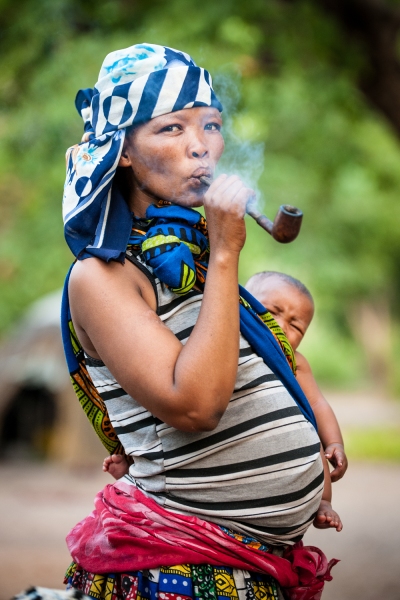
[250,278,314,351]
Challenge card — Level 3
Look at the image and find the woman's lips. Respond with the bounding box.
[188,177,204,188]
[190,167,212,178]
[188,170,212,188]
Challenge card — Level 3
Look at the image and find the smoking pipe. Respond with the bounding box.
[199,176,303,243]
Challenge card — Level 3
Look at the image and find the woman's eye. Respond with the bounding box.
[160,124,181,132]
[205,123,221,131]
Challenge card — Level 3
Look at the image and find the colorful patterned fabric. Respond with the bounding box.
[61,303,124,455]
[129,204,209,295]
[64,562,280,600]
[62,44,222,263]
[219,527,271,553]
[238,295,296,374]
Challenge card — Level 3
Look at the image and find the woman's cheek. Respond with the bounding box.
[214,135,225,162]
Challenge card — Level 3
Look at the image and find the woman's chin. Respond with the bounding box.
[171,193,204,208]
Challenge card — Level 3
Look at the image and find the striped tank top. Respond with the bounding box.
[85,252,323,547]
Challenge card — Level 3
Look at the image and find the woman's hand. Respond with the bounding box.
[204,174,255,257]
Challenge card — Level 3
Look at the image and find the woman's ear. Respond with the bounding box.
[118,150,132,168]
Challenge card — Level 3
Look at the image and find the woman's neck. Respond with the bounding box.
[130,193,155,218]
[122,168,160,217]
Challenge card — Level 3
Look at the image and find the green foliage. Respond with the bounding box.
[1,0,400,389]
[344,428,400,462]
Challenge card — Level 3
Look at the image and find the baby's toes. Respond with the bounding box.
[314,512,327,524]
[329,518,337,527]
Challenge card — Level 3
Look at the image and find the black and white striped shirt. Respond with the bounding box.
[86,255,323,546]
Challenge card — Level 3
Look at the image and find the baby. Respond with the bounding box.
[245,271,347,531]
[103,270,345,532]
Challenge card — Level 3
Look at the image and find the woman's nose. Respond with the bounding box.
[192,149,207,158]
[188,131,208,159]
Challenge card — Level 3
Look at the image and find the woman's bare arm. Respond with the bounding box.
[69,175,251,433]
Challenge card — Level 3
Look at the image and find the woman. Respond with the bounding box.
[61,43,335,600]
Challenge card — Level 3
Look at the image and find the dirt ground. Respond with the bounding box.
[0,460,399,600]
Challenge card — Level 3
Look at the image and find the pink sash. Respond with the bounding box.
[67,481,338,600]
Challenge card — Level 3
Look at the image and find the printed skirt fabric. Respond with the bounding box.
[64,563,281,600]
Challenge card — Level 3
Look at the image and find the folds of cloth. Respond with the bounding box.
[65,481,338,600]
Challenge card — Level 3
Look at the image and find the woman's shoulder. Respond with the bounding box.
[69,256,157,315]
[70,256,127,284]
[70,256,146,291]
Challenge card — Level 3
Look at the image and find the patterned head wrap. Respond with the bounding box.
[62,43,223,262]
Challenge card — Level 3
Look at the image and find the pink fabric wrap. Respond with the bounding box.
[66,481,338,600]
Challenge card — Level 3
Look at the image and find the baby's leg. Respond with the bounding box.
[103,454,130,479]
[314,499,343,532]
[313,445,342,531]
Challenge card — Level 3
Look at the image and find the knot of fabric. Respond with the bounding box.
[62,43,222,262]
[130,204,209,295]
[283,542,340,600]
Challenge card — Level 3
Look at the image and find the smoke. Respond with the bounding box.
[213,73,265,209]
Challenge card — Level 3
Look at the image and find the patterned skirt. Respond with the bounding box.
[64,562,281,600]
[64,524,286,600]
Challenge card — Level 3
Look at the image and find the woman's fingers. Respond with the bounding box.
[203,174,255,255]
[205,174,255,214]
[230,185,256,217]
[207,174,240,196]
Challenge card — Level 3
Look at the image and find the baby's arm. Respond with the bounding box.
[103,454,131,480]
[314,446,343,531]
[296,352,348,482]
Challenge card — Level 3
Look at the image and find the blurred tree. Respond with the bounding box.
[1,0,400,391]
[294,0,400,138]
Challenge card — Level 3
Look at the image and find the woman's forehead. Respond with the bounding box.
[152,106,222,124]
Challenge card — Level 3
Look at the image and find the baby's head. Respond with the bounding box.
[245,271,314,351]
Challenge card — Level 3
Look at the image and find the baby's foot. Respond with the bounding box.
[313,499,343,532]
[103,454,130,480]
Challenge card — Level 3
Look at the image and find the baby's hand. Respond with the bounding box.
[103,454,130,480]
[313,499,343,532]
[324,443,348,482]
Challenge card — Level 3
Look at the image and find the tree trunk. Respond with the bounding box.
[312,0,400,138]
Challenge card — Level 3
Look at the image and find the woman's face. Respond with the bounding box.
[120,106,224,209]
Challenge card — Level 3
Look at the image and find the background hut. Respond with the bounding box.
[0,291,104,467]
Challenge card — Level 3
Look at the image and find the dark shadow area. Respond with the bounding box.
[0,386,57,460]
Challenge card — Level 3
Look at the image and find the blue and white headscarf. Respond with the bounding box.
[62,43,223,262]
